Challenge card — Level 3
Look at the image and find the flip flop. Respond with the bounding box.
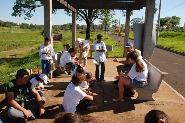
[112,99,124,102]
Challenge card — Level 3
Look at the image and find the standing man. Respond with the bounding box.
[39,37,55,77]
[94,34,107,82]
[6,69,45,122]
[76,38,90,69]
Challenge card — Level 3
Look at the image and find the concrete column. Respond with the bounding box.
[123,10,131,57]
[44,0,53,46]
[72,11,77,48]
[142,0,155,60]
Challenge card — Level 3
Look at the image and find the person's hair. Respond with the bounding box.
[66,44,70,47]
[68,48,74,53]
[72,73,86,86]
[76,65,84,73]
[97,34,103,39]
[86,72,92,79]
[54,112,96,123]
[145,110,168,123]
[63,44,66,46]
[45,37,50,41]
[16,69,29,79]
[127,51,145,72]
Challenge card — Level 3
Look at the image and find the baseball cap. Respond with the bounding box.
[39,74,49,84]
[76,38,82,43]
[125,42,133,48]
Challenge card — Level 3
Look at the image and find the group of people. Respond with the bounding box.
[5,34,167,122]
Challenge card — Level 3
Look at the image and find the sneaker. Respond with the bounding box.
[86,106,98,111]
[100,79,106,82]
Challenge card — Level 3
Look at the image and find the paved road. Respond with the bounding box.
[109,33,185,98]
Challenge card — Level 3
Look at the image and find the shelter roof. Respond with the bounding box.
[37,0,146,11]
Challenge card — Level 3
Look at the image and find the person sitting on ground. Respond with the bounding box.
[75,38,90,69]
[6,69,45,122]
[62,73,98,113]
[60,48,78,75]
[113,51,148,102]
[145,110,169,123]
[79,72,93,91]
[26,73,49,99]
[71,65,87,80]
[54,112,97,123]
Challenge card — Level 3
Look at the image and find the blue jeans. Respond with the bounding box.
[41,60,51,74]
[95,62,105,80]
[66,62,75,72]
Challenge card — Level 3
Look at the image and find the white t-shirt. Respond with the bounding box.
[27,77,44,92]
[94,41,107,62]
[127,59,148,81]
[62,82,87,113]
[39,44,55,60]
[60,52,71,67]
[79,81,89,89]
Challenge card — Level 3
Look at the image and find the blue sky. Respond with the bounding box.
[0,0,185,27]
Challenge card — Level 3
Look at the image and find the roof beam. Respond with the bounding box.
[57,0,76,12]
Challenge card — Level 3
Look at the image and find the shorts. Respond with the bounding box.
[129,79,145,88]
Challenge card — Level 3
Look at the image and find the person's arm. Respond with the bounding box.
[113,58,130,65]
[84,94,93,101]
[31,88,45,116]
[7,92,32,118]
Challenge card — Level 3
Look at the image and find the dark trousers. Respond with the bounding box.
[76,99,91,112]
[66,62,75,72]
[95,62,105,80]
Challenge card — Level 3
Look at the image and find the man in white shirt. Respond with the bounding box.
[93,34,107,82]
[39,37,55,77]
[76,38,90,68]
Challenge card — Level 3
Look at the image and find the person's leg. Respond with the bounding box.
[46,60,51,75]
[8,107,26,119]
[76,99,91,112]
[100,62,105,81]
[24,97,46,118]
[41,60,47,74]
[66,62,75,72]
[79,52,83,65]
[95,64,99,81]
[115,77,130,101]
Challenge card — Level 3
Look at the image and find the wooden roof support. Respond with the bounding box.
[128,0,146,11]
[57,0,76,12]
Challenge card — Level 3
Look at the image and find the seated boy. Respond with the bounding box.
[62,73,98,113]
[6,69,45,122]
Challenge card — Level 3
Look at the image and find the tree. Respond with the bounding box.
[160,16,181,30]
[112,19,118,28]
[99,10,115,33]
[130,17,144,24]
[64,9,103,39]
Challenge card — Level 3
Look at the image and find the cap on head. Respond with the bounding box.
[76,38,82,43]
[125,42,133,48]
[39,74,49,84]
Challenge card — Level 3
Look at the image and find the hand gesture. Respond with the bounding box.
[23,109,32,119]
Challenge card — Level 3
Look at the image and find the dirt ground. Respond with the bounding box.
[0,58,185,123]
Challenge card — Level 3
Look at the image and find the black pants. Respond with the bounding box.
[95,62,105,80]
[76,99,91,112]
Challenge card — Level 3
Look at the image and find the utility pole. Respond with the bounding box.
[156,0,162,44]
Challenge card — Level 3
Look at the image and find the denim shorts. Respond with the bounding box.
[129,79,145,88]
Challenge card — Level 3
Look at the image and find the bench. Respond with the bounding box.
[135,59,164,101]
[89,44,113,58]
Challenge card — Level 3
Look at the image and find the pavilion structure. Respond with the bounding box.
[38,0,155,60]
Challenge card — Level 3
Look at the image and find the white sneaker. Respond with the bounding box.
[86,106,98,111]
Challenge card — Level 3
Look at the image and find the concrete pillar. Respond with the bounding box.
[44,0,53,46]
[123,10,131,57]
[72,11,77,48]
[142,0,155,60]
